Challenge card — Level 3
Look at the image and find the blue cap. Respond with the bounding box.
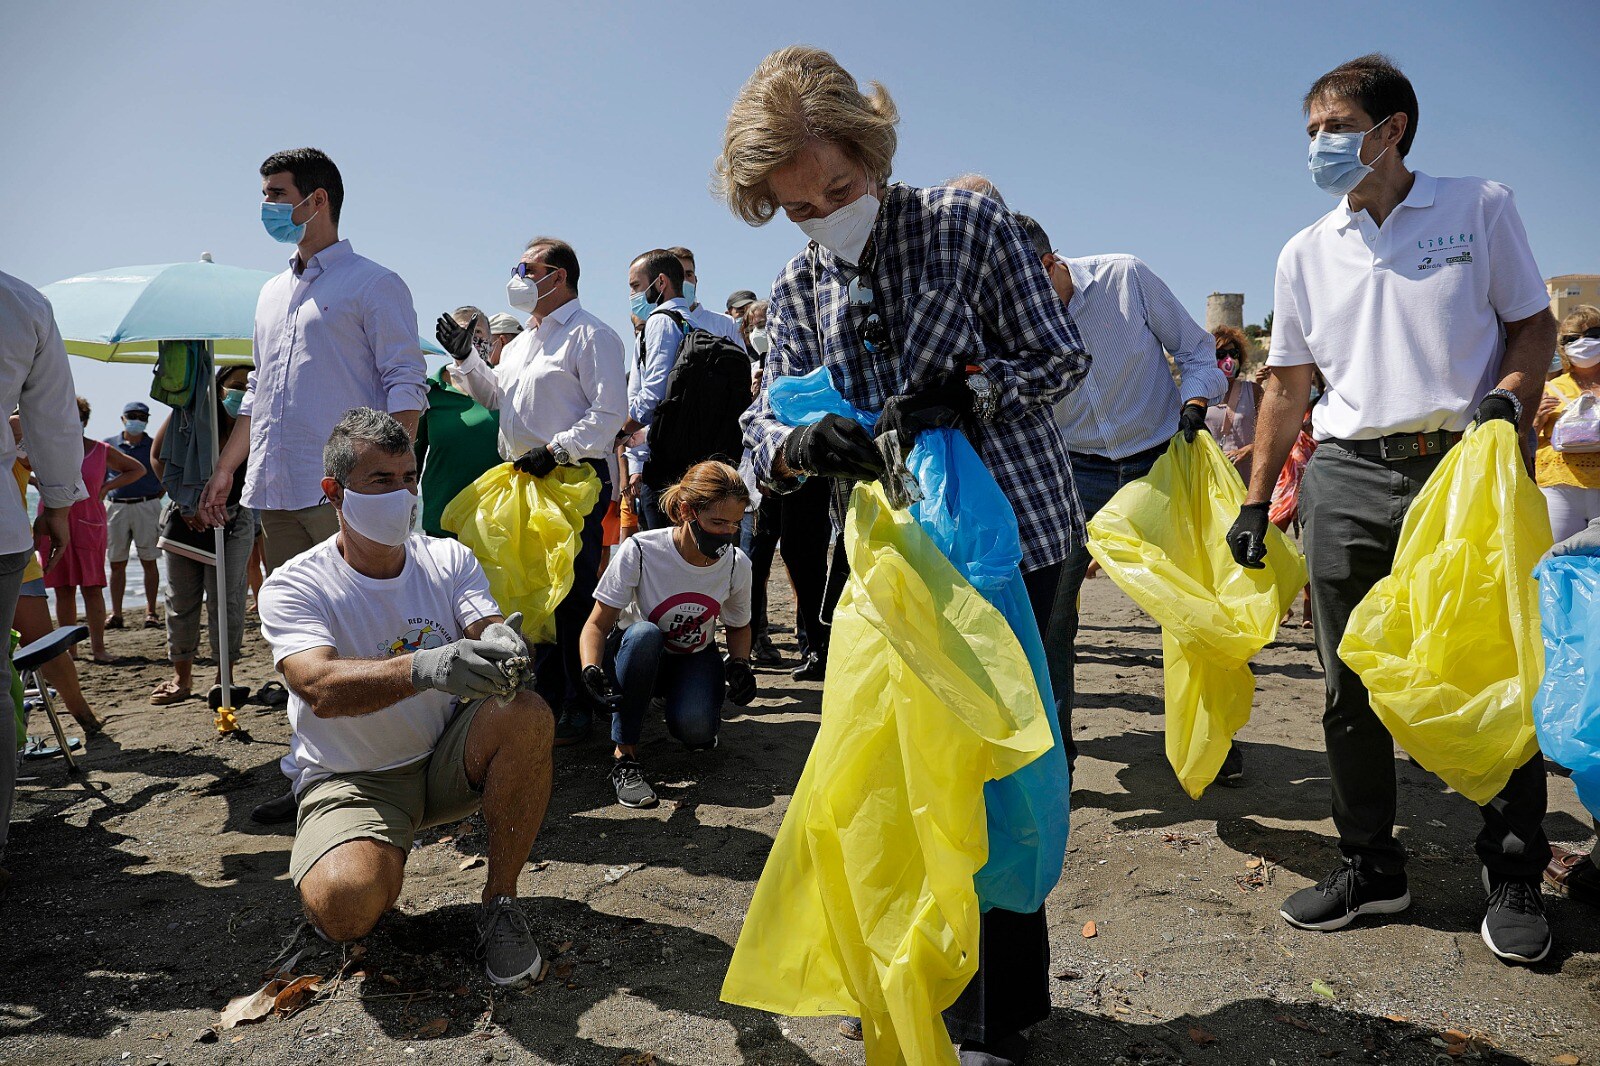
[123,402,150,417]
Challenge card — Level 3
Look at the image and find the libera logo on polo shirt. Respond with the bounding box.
[1416,232,1475,271]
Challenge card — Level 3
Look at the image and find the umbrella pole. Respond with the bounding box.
[206,342,238,735]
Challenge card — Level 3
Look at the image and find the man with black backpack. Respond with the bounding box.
[623,249,753,530]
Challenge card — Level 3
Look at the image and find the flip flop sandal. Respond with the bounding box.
[22,735,83,760]
[105,615,126,630]
[254,681,290,708]
[143,613,163,629]
[208,684,252,710]
[149,681,192,705]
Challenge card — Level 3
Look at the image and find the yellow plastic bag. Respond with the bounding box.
[720,483,1054,1066]
[1338,421,1550,804]
[440,462,601,645]
[1087,434,1306,799]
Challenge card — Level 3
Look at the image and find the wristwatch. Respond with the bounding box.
[549,441,572,466]
[966,367,997,425]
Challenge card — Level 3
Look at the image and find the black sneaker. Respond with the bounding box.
[553,705,592,747]
[790,653,826,682]
[1280,859,1410,931]
[610,757,658,809]
[1218,743,1245,787]
[250,790,298,825]
[751,634,783,666]
[1480,867,1551,964]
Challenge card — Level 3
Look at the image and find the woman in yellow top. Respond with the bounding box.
[1536,305,1600,541]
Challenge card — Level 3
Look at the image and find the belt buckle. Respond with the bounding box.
[1378,435,1416,461]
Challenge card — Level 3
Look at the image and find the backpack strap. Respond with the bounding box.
[636,306,691,366]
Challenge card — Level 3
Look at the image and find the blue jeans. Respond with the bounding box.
[1042,442,1167,764]
[605,622,724,748]
[637,482,671,532]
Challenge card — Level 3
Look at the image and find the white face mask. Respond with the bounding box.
[505,269,557,315]
[1566,337,1600,369]
[748,327,771,355]
[797,186,881,266]
[338,485,418,546]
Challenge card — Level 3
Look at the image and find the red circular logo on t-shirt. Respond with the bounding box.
[649,593,722,653]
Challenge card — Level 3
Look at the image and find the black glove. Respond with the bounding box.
[781,413,886,482]
[435,311,480,361]
[514,447,558,478]
[580,665,622,713]
[1178,402,1209,443]
[725,658,757,706]
[1226,502,1271,570]
[1474,392,1518,427]
[875,370,974,444]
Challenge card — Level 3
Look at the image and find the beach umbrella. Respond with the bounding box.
[40,255,448,362]
[40,256,445,731]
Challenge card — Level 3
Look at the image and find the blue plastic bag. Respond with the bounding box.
[767,368,1070,913]
[1533,555,1600,820]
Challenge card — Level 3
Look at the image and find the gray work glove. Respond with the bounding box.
[1547,517,1600,560]
[479,611,531,659]
[411,637,517,699]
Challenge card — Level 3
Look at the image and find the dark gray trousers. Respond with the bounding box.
[1301,442,1549,878]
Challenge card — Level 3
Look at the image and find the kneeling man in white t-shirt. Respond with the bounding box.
[258,408,554,986]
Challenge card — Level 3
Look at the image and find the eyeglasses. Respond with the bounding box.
[1216,348,1240,359]
[1560,326,1600,345]
[512,262,555,280]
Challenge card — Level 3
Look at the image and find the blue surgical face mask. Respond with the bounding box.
[124,419,147,435]
[261,193,316,243]
[222,388,246,417]
[681,279,697,307]
[629,287,657,322]
[1308,115,1392,197]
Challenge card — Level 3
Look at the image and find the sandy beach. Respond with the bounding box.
[1,577,1595,1066]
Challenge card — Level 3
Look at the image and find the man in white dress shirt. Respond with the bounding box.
[1014,213,1227,771]
[445,237,628,746]
[0,270,89,883]
[199,147,428,570]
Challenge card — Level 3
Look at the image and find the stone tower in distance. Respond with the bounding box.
[1206,292,1244,332]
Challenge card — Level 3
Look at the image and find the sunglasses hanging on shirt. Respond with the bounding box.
[848,275,891,355]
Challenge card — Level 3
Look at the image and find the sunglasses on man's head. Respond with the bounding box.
[1560,326,1600,345]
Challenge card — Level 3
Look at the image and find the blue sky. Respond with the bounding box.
[2,1,1594,440]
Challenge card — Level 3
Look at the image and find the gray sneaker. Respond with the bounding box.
[476,895,543,986]
[610,757,658,809]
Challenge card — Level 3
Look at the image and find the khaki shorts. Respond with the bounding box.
[107,498,162,563]
[290,699,485,885]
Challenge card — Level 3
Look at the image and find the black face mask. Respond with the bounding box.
[689,518,738,559]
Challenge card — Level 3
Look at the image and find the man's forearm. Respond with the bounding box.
[294,655,417,719]
[214,414,252,475]
[1244,365,1313,505]
[392,410,420,440]
[1495,312,1559,426]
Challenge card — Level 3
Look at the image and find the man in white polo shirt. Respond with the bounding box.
[258,408,554,985]
[1228,54,1557,963]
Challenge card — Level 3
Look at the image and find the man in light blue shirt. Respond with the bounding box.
[622,248,745,529]
[1014,213,1227,768]
[201,148,428,572]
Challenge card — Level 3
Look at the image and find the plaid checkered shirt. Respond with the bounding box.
[741,183,1091,571]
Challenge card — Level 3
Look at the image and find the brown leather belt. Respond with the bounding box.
[1327,430,1462,462]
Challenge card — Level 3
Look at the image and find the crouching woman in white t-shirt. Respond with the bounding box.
[579,461,758,808]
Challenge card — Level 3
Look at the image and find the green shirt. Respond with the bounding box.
[416,367,503,537]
